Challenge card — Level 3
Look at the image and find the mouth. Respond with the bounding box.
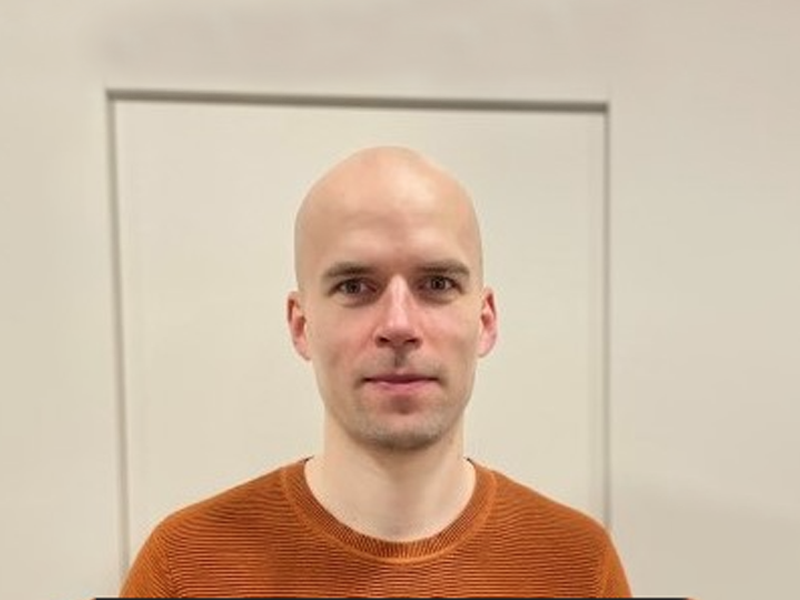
[363,373,438,394]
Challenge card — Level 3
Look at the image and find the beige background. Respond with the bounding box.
[1,2,798,600]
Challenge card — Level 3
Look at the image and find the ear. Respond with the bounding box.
[477,287,498,358]
[287,291,311,361]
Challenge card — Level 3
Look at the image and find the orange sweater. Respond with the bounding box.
[121,459,631,597]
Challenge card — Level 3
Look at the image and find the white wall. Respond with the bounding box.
[609,5,800,595]
[1,2,798,599]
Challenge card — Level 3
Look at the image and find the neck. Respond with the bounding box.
[305,424,475,541]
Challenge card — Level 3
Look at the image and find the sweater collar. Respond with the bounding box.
[280,457,496,563]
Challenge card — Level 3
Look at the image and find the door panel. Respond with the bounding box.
[113,97,607,558]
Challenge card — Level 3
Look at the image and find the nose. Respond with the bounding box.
[374,278,421,350]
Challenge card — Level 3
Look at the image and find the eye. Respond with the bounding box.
[422,275,457,292]
[335,279,371,296]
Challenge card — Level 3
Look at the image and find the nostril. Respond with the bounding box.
[375,330,421,348]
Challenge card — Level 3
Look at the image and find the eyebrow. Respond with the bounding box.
[321,260,472,282]
[417,260,472,279]
[321,262,375,282]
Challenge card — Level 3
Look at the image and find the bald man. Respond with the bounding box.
[120,146,631,598]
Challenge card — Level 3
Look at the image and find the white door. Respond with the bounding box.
[114,97,607,559]
[2,2,798,600]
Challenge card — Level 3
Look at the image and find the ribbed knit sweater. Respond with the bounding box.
[120,459,631,597]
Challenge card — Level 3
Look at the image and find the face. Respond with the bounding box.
[287,148,497,453]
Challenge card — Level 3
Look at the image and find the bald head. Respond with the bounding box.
[293,146,484,291]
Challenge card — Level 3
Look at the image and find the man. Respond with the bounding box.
[120,146,631,597]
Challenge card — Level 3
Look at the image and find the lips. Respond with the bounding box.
[365,372,436,384]
[363,372,438,394]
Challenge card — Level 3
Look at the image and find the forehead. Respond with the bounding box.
[294,149,483,284]
[313,198,477,273]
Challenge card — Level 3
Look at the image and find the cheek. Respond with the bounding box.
[434,314,483,357]
[304,327,345,398]
[305,317,358,366]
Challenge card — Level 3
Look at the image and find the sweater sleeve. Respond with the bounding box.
[119,525,176,597]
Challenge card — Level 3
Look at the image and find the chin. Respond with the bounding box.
[370,434,439,453]
[360,419,450,452]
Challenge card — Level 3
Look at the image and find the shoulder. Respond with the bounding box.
[484,466,613,546]
[144,459,301,543]
[121,460,306,596]
[470,464,631,595]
